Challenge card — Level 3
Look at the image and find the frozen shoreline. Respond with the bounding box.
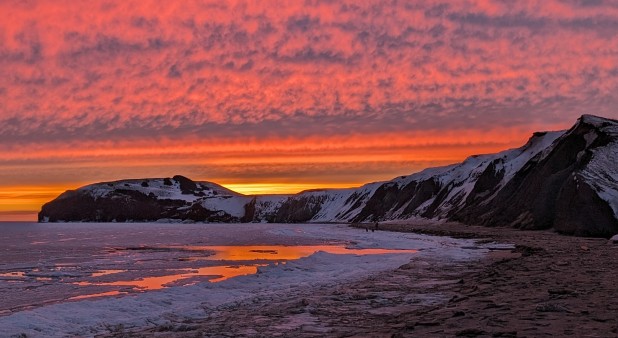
[0,222,493,337]
[121,222,618,337]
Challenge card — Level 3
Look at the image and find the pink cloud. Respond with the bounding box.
[1,0,618,213]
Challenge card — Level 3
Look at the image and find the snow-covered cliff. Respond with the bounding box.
[39,115,618,237]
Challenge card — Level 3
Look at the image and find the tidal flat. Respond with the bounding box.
[0,222,493,337]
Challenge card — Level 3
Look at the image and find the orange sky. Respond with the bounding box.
[1,0,618,221]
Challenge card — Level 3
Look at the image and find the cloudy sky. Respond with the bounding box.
[2,0,618,220]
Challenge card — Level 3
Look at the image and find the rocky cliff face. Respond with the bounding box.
[454,115,618,236]
[39,115,618,237]
[39,175,251,223]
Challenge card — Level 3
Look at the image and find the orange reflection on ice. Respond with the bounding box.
[69,291,126,300]
[178,245,418,261]
[99,270,196,289]
[77,265,262,290]
[91,270,126,277]
[202,265,260,283]
[73,245,417,293]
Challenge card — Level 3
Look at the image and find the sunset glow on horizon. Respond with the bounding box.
[2,0,618,221]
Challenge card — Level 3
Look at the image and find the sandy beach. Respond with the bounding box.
[121,222,618,338]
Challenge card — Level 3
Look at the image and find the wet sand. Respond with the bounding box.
[119,222,618,337]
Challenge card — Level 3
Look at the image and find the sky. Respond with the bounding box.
[2,0,618,221]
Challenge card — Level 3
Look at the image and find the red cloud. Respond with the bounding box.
[1,0,618,217]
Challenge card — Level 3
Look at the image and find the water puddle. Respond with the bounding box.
[72,245,416,294]
[69,291,127,300]
[174,245,417,261]
[2,244,417,304]
[77,265,263,290]
[91,270,126,277]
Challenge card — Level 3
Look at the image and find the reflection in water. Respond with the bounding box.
[0,224,423,313]
[77,265,262,290]
[69,291,126,300]
[174,245,417,261]
[73,245,416,292]
[91,270,126,277]
[208,265,260,283]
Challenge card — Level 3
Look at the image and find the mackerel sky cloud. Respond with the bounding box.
[1,0,618,219]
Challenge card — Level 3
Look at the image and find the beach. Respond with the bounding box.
[124,222,618,337]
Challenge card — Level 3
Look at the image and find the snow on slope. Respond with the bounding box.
[297,189,357,222]
[383,131,564,218]
[285,182,385,223]
[331,182,386,221]
[578,118,618,219]
[77,177,239,203]
[394,131,564,186]
[499,131,564,181]
[200,195,250,218]
[583,145,618,218]
[252,195,289,221]
[45,132,565,224]
[40,115,617,233]
[395,131,563,189]
[42,176,254,222]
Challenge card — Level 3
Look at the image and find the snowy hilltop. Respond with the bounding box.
[39,115,618,237]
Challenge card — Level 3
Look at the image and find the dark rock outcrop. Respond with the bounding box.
[273,195,328,223]
[173,175,198,194]
[39,189,186,223]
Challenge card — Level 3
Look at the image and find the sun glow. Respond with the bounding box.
[0,126,548,221]
[0,186,75,221]
[219,182,359,195]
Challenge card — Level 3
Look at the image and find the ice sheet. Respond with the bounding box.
[0,222,491,337]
